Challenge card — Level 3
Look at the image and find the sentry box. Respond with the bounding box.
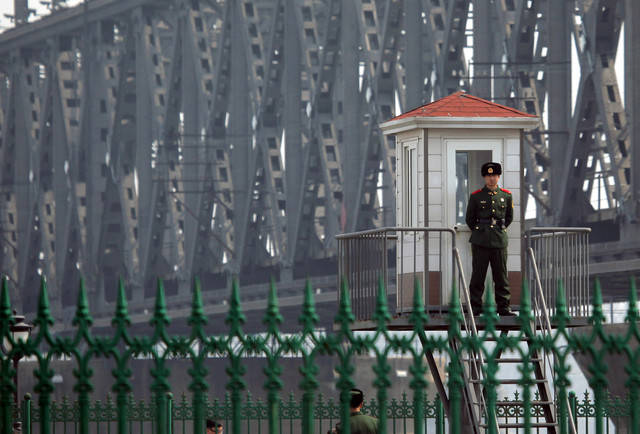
[377,92,539,314]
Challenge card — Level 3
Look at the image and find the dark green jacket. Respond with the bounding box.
[335,412,379,434]
[465,186,513,248]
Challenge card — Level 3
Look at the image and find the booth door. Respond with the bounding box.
[446,140,503,292]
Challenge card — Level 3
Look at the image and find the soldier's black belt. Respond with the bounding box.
[477,218,505,227]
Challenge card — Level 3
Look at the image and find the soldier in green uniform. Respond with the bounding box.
[206,420,223,434]
[333,389,379,434]
[465,162,515,316]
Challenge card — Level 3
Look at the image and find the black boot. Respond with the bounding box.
[497,307,516,316]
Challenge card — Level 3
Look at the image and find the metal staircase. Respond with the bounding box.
[453,247,576,433]
[337,226,589,433]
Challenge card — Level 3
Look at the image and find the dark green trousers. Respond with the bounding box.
[469,244,510,311]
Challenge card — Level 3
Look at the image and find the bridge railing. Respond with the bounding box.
[525,227,591,318]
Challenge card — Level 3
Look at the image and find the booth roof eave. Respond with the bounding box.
[379,116,541,135]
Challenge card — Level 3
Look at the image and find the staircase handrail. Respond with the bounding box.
[453,247,498,433]
[527,246,577,434]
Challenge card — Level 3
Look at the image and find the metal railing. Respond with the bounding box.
[2,274,640,434]
[336,227,456,320]
[525,227,590,434]
[528,245,577,434]
[525,228,591,318]
[16,393,447,434]
[13,390,632,434]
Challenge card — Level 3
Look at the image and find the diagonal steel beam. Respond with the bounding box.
[559,0,630,222]
[351,0,401,232]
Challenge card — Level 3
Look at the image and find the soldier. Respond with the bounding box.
[206,420,223,434]
[333,389,379,434]
[465,162,515,316]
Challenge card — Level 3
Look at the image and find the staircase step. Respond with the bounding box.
[469,378,547,384]
[475,336,530,342]
[480,422,557,428]
[462,357,542,363]
[495,400,554,406]
[472,401,554,407]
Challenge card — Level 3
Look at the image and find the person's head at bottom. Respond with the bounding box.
[206,420,223,434]
[332,388,379,433]
[350,388,365,413]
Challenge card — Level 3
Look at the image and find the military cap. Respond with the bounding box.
[350,389,364,408]
[481,162,502,176]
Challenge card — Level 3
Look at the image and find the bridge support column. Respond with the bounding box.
[548,0,571,220]
[341,0,360,232]
[405,0,424,109]
[627,0,640,221]
[229,3,250,274]
[472,0,492,100]
[14,0,28,25]
[284,3,302,269]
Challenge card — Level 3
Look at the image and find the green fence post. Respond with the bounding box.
[373,276,391,434]
[151,280,171,434]
[409,279,428,434]
[299,280,318,434]
[482,285,499,434]
[630,370,640,434]
[447,282,463,434]
[226,279,247,434]
[263,279,283,434]
[554,282,571,434]
[0,362,11,434]
[153,370,168,434]
[625,278,640,434]
[73,279,93,434]
[589,280,608,434]
[569,392,577,429]
[22,393,31,434]
[166,392,173,434]
[518,283,535,433]
[189,278,207,434]
[112,280,131,434]
[34,276,55,434]
[0,278,14,434]
[435,397,444,434]
[335,278,355,434]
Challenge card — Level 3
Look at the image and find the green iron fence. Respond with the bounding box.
[9,390,636,434]
[1,275,640,434]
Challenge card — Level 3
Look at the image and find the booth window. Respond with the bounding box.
[456,151,469,225]
[403,144,417,226]
[455,150,492,225]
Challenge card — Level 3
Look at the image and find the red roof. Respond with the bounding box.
[389,91,537,121]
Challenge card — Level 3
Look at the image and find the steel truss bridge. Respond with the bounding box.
[0,0,638,324]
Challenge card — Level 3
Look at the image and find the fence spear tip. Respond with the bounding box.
[73,277,92,326]
[299,279,318,329]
